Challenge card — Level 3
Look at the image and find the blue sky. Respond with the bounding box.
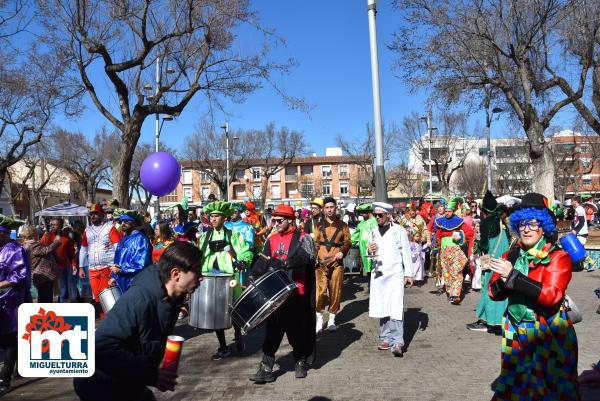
[57,0,580,156]
[58,1,430,155]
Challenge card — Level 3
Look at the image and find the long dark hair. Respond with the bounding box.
[158,222,173,242]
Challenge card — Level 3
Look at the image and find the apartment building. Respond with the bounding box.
[161,148,373,209]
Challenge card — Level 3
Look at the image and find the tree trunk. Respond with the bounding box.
[112,124,141,208]
[526,124,555,199]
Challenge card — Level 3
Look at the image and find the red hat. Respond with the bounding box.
[245,200,256,211]
[89,203,103,213]
[272,204,294,219]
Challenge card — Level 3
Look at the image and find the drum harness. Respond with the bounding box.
[200,228,240,272]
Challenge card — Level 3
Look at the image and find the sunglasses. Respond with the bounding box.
[374,213,387,218]
[518,220,540,231]
[271,218,284,224]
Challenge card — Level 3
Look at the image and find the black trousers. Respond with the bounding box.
[0,332,18,383]
[35,280,54,303]
[263,295,314,361]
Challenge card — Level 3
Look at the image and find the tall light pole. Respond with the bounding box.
[221,123,230,201]
[367,0,388,202]
[486,106,504,193]
[420,111,436,194]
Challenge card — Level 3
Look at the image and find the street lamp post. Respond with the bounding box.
[367,0,388,202]
[420,111,436,194]
[486,106,504,193]
[221,123,230,201]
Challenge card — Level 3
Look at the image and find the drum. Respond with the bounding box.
[189,273,234,330]
[343,247,362,274]
[98,286,122,313]
[231,268,297,335]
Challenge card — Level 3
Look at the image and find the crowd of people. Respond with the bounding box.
[0,190,597,400]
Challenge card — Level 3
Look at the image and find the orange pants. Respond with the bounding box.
[315,263,344,314]
[89,267,111,302]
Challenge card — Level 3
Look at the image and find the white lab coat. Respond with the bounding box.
[368,223,414,321]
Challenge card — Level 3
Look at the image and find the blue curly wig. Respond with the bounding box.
[509,207,557,238]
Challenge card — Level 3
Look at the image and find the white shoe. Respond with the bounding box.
[316,312,323,333]
[327,313,337,331]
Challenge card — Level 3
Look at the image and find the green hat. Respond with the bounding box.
[0,214,25,232]
[117,210,144,226]
[231,202,246,212]
[205,201,233,217]
[447,197,463,211]
[356,203,373,213]
[581,194,593,201]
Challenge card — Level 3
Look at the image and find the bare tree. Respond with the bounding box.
[334,121,397,192]
[403,111,479,195]
[247,123,307,207]
[0,1,81,200]
[390,0,587,198]
[183,121,257,199]
[454,160,487,197]
[52,127,117,205]
[38,0,302,207]
[297,175,322,202]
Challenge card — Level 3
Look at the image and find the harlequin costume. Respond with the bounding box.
[80,204,122,304]
[351,203,378,273]
[243,200,265,249]
[398,202,426,241]
[112,211,152,293]
[434,198,473,304]
[489,193,579,400]
[198,201,254,359]
[249,204,317,383]
[225,203,256,250]
[0,215,29,395]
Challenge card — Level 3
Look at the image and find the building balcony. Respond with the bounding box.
[285,174,298,181]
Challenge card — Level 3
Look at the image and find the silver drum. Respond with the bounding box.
[189,273,234,330]
[343,247,362,274]
[98,286,122,313]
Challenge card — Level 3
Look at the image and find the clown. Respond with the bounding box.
[399,202,426,241]
[198,201,254,360]
[225,203,255,250]
[488,193,579,400]
[434,197,473,304]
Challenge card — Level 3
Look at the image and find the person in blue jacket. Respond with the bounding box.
[73,241,204,401]
[109,211,152,293]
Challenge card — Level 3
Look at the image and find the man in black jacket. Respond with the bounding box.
[73,242,203,401]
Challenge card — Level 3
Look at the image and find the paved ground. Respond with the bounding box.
[3,270,600,401]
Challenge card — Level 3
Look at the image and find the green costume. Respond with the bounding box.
[351,204,378,273]
[475,191,510,326]
[199,201,253,299]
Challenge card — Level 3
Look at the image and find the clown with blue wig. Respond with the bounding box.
[488,193,579,400]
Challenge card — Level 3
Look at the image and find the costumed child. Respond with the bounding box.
[410,232,425,285]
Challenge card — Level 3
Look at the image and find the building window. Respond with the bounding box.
[200,171,211,182]
[300,165,313,176]
[339,164,349,178]
[301,182,314,194]
[340,182,349,197]
[285,166,297,181]
[322,165,332,179]
[287,183,298,196]
[252,168,261,181]
[234,170,245,180]
[201,187,211,200]
[579,145,590,153]
[582,175,592,186]
[581,159,592,169]
[322,183,331,196]
[182,186,193,199]
[234,185,246,199]
[455,149,464,159]
[252,185,261,198]
[182,169,193,184]
[271,184,281,199]
[161,189,178,203]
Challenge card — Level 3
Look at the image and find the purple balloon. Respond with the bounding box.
[140,152,181,196]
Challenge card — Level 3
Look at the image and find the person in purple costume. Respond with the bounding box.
[0,215,30,396]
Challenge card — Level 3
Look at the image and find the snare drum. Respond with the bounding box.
[189,273,234,330]
[98,286,122,313]
[231,268,297,335]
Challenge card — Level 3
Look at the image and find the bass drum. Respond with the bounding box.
[189,273,234,330]
[343,247,362,274]
[230,268,297,335]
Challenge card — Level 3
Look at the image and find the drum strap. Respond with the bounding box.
[319,221,343,251]
[200,228,237,270]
